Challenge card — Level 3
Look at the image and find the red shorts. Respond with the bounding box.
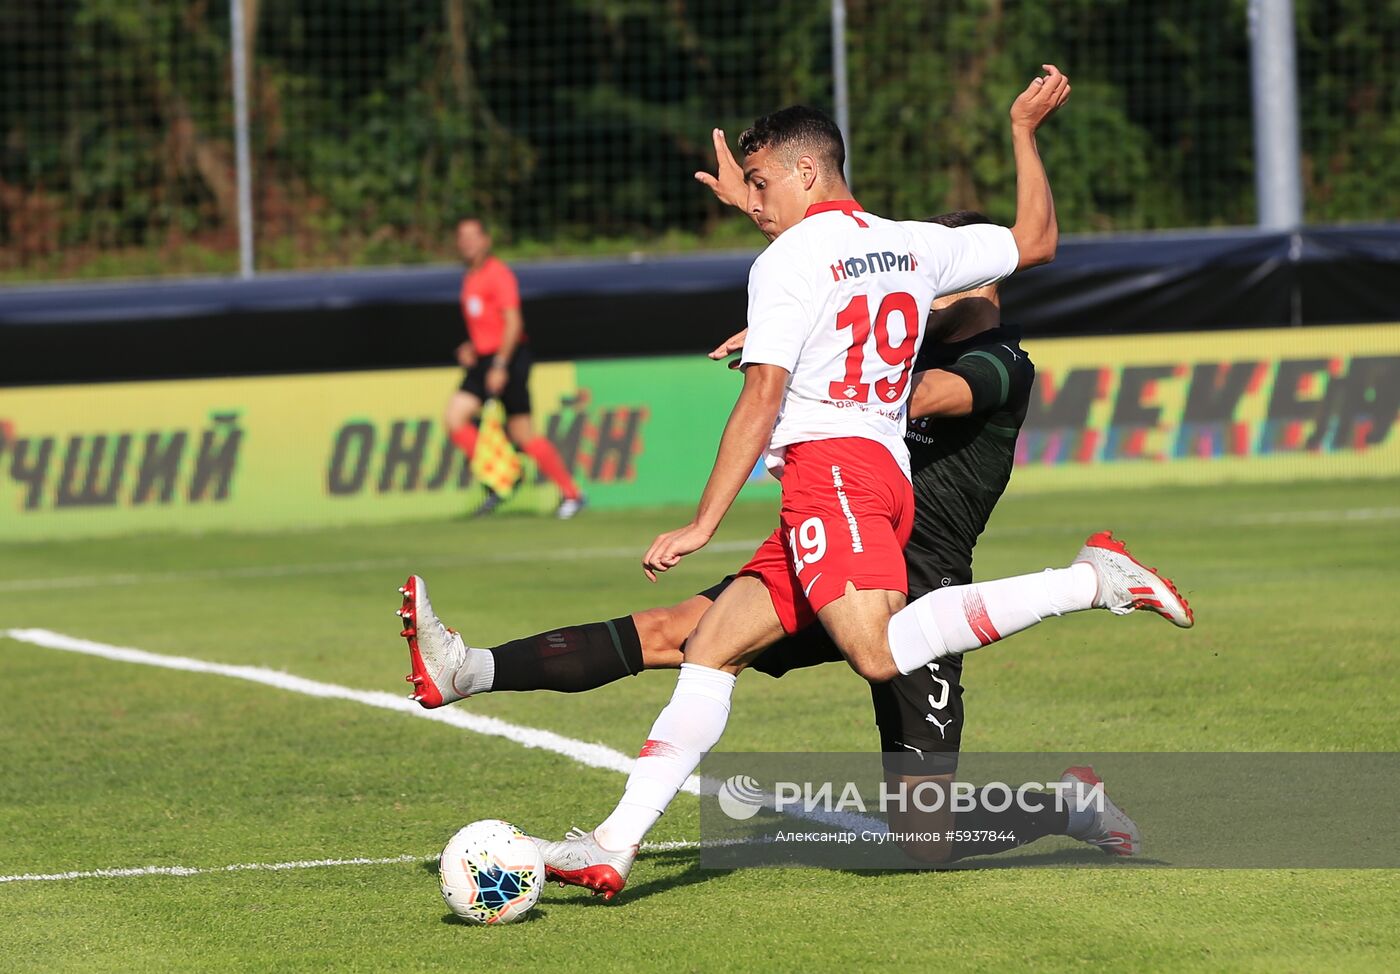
[739,437,914,634]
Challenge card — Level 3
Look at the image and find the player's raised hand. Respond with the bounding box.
[642,522,714,582]
[1010,64,1071,133]
[708,328,747,361]
[694,128,746,210]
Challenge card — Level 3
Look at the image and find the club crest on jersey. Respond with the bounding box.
[830,251,918,281]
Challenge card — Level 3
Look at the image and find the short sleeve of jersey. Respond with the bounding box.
[492,260,520,310]
[908,223,1019,296]
[740,247,810,372]
[942,343,1029,415]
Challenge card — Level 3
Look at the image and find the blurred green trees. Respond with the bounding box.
[0,0,1395,279]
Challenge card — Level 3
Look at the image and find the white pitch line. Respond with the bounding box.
[0,855,425,885]
[0,539,765,594]
[0,628,881,885]
[0,843,715,886]
[1,627,697,794]
[0,628,706,885]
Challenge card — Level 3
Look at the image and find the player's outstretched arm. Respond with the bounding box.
[642,363,787,581]
[1008,64,1070,270]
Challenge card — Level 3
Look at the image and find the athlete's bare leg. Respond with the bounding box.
[445,391,486,469]
[815,583,906,682]
[503,413,537,448]
[883,772,956,863]
[445,390,483,432]
[632,594,712,669]
[679,575,788,673]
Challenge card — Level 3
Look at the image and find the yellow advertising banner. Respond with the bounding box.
[1,324,1397,540]
[1009,323,1400,490]
[0,364,580,540]
[0,355,749,540]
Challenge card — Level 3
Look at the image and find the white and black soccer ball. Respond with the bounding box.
[438,819,545,925]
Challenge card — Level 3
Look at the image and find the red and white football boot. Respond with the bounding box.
[397,574,485,709]
[1061,765,1142,857]
[1074,531,1194,628]
[533,827,636,901]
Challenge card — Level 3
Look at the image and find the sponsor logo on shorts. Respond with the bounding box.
[819,399,904,420]
[829,465,864,554]
[924,713,953,738]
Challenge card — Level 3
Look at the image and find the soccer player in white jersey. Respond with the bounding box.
[507,67,1185,898]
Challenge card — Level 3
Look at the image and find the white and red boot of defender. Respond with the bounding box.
[397,574,489,708]
[1061,765,1142,857]
[1075,531,1194,628]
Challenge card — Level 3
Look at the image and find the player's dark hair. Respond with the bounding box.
[925,210,993,228]
[738,106,846,176]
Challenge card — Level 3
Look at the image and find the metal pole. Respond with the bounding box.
[230,0,255,278]
[1248,0,1303,229]
[830,0,852,188]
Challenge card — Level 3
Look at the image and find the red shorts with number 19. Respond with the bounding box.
[738,437,914,634]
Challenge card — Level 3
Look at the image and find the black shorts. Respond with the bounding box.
[697,571,970,774]
[459,345,534,417]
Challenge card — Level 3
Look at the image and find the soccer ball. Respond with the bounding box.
[438,819,545,925]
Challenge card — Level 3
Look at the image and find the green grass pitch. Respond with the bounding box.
[2,479,1397,972]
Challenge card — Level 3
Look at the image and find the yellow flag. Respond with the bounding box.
[471,399,523,495]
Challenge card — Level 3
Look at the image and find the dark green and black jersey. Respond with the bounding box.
[904,324,1034,599]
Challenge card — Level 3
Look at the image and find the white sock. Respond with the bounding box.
[888,564,1098,674]
[594,663,736,850]
[461,648,494,695]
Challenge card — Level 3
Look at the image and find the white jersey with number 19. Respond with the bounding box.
[740,200,1019,479]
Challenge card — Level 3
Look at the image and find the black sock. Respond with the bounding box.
[488,616,644,692]
[945,787,1071,861]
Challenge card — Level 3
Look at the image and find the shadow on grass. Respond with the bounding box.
[434,843,1168,914]
[540,847,725,908]
[420,846,718,910]
[440,907,550,926]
